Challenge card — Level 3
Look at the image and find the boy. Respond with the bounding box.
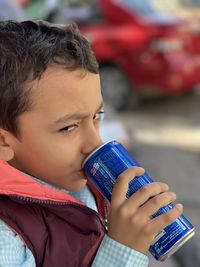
[0,20,183,267]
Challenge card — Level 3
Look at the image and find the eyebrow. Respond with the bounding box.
[54,101,104,124]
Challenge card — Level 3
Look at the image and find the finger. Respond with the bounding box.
[147,204,183,235]
[138,191,177,219]
[111,166,145,209]
[125,182,169,211]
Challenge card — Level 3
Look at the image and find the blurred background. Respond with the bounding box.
[1,0,200,266]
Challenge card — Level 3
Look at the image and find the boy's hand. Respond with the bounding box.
[107,167,183,254]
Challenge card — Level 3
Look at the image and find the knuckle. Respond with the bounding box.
[145,183,159,195]
[117,167,145,182]
[143,224,153,236]
[156,182,166,192]
[114,176,128,189]
[140,185,149,195]
[117,172,126,182]
[117,206,128,218]
[155,192,175,206]
[133,166,145,176]
[151,195,160,206]
[164,192,172,201]
[117,169,132,181]
[130,214,141,225]
[151,182,168,195]
[167,192,176,203]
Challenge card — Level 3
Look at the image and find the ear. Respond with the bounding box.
[0,129,14,161]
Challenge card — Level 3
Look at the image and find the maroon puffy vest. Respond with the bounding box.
[0,194,107,267]
[0,160,109,267]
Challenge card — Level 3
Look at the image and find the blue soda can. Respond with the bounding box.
[83,140,195,261]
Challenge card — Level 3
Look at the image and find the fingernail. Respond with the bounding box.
[138,167,145,172]
[170,192,176,198]
[176,203,183,210]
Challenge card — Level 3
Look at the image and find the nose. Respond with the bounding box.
[81,125,103,156]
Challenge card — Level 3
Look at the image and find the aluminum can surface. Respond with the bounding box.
[83,140,195,261]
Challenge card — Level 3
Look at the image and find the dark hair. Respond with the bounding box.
[0,20,99,136]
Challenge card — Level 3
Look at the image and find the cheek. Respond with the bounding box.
[13,127,83,170]
[31,135,80,167]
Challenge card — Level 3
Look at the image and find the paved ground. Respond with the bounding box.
[117,92,200,267]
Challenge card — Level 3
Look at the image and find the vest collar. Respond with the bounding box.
[0,160,83,204]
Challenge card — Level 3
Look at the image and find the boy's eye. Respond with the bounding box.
[93,111,105,121]
[59,124,78,133]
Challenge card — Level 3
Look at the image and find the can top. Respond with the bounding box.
[82,140,116,167]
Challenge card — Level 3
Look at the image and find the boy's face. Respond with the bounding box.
[6,66,103,192]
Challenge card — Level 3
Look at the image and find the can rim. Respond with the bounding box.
[82,140,115,167]
[158,228,195,261]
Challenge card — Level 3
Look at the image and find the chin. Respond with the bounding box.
[72,179,88,192]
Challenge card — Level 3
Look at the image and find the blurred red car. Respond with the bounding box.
[23,0,200,110]
[75,0,200,109]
